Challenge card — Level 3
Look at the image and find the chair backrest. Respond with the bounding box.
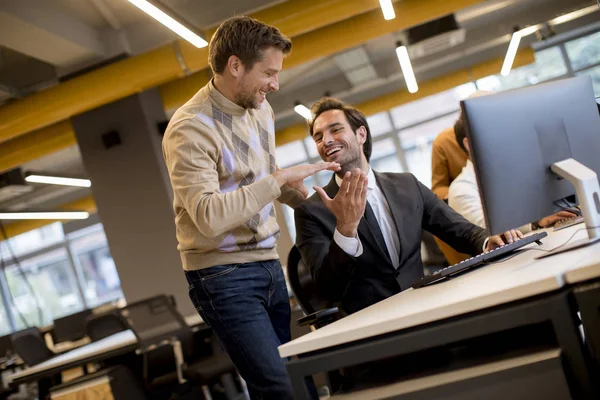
[0,334,14,359]
[11,327,54,366]
[85,311,129,342]
[53,309,93,343]
[287,246,330,316]
[120,295,190,350]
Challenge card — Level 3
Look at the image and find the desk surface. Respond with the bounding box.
[6,330,137,384]
[279,226,600,358]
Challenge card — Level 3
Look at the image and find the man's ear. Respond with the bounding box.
[356,126,367,145]
[463,137,470,154]
[227,55,245,78]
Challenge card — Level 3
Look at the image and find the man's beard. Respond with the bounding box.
[235,78,260,110]
[335,149,363,178]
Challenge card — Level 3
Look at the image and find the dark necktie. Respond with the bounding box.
[364,202,390,260]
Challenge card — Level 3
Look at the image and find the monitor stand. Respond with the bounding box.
[536,158,600,259]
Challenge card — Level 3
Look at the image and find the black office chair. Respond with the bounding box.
[121,295,239,400]
[287,246,340,328]
[0,334,13,360]
[11,327,55,366]
[85,311,129,342]
[53,309,93,344]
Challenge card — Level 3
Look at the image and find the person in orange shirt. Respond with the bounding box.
[431,126,468,201]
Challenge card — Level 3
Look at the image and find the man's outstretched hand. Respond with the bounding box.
[273,162,340,199]
[314,168,368,237]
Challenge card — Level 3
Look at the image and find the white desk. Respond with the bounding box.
[6,330,137,385]
[280,226,600,399]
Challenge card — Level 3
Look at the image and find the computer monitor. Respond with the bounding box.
[461,75,600,255]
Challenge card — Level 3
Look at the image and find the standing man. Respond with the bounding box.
[162,16,339,399]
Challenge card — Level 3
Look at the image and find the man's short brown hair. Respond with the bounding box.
[209,16,292,75]
[309,97,372,162]
[454,113,468,153]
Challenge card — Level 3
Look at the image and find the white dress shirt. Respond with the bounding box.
[448,160,531,233]
[333,168,401,268]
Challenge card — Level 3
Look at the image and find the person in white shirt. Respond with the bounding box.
[448,115,577,234]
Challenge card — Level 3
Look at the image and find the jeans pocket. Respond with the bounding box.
[197,264,240,281]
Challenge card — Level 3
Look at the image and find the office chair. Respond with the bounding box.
[85,311,129,342]
[11,327,55,366]
[121,295,239,400]
[53,309,93,344]
[0,334,13,360]
[287,246,339,329]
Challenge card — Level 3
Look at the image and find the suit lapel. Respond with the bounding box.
[374,172,403,261]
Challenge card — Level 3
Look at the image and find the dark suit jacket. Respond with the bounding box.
[294,171,488,314]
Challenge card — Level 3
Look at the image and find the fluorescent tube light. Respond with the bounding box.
[294,103,312,120]
[379,0,396,20]
[501,25,540,76]
[0,212,90,220]
[395,43,418,93]
[128,0,208,48]
[25,174,92,188]
[549,5,598,26]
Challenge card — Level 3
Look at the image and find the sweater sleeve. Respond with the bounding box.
[163,119,282,238]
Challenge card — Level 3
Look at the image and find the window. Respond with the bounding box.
[476,46,568,92]
[399,112,460,188]
[389,83,475,129]
[366,112,394,138]
[0,296,10,336]
[0,221,124,333]
[371,137,403,173]
[577,65,600,96]
[5,248,83,329]
[565,31,600,71]
[70,226,123,308]
[0,223,64,263]
[276,140,308,168]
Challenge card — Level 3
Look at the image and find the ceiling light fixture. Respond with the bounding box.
[294,102,312,120]
[0,212,90,220]
[395,42,418,93]
[25,174,92,188]
[379,0,396,20]
[127,0,208,48]
[548,5,598,25]
[501,25,539,76]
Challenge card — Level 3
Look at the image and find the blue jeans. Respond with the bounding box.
[185,260,293,400]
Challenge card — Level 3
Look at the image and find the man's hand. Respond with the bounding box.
[486,229,524,252]
[314,169,368,237]
[273,162,340,199]
[537,210,579,229]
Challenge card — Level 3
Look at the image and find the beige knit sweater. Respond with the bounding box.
[162,79,301,270]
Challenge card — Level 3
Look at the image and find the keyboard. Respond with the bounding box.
[412,231,548,289]
[553,216,584,231]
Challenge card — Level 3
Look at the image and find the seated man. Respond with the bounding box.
[448,115,577,235]
[294,98,519,315]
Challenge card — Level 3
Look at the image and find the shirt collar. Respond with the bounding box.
[334,167,376,190]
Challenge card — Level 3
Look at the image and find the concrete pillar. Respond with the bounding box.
[72,89,194,316]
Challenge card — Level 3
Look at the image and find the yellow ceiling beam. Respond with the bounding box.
[276,47,535,145]
[0,0,403,144]
[161,0,485,113]
[1,196,96,240]
[0,120,77,173]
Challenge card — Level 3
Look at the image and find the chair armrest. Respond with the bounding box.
[296,307,339,327]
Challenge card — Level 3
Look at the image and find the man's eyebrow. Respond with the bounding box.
[265,68,279,74]
[313,122,342,137]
